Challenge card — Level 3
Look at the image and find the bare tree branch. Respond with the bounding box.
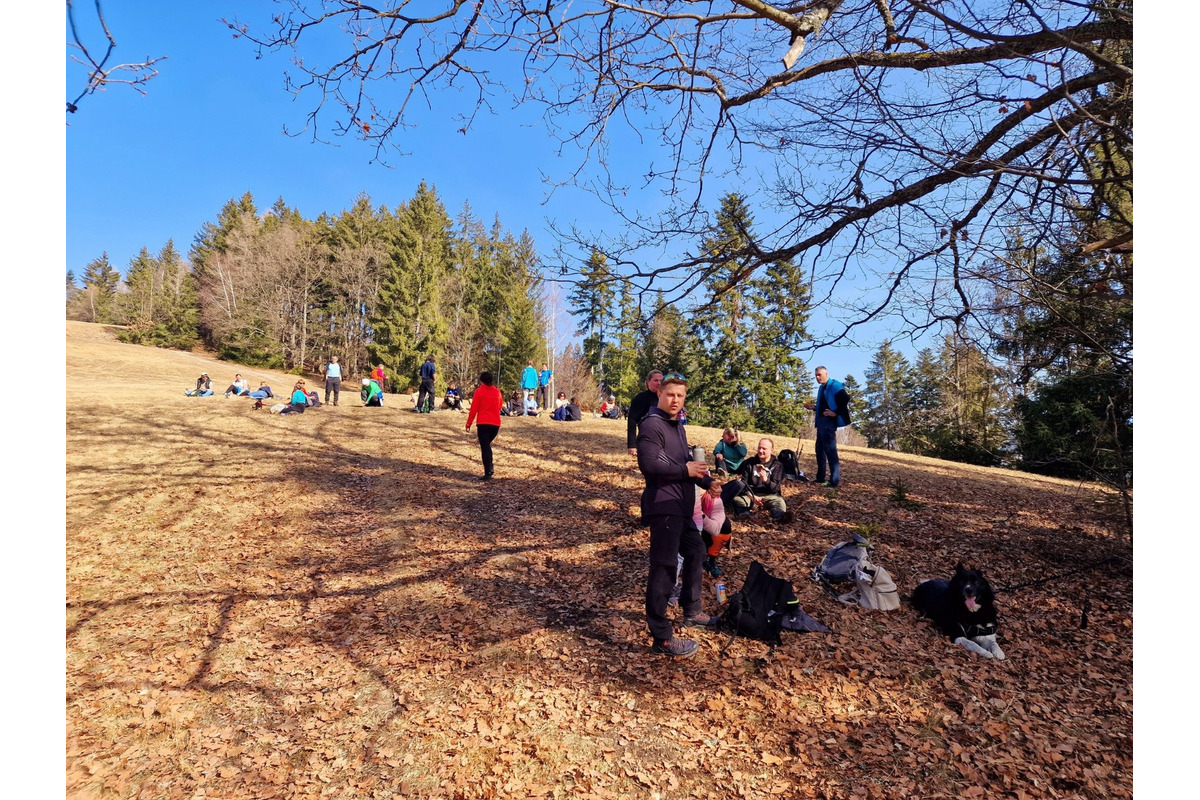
[66,0,166,114]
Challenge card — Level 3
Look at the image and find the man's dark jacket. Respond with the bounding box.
[636,406,711,518]
[627,388,659,449]
[738,455,784,496]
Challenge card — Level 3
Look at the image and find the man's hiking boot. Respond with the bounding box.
[667,583,682,607]
[651,638,699,658]
[735,511,752,521]
[682,612,721,628]
[776,510,795,525]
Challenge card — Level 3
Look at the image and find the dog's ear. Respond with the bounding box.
[954,562,966,575]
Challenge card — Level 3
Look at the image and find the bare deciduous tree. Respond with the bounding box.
[66,0,166,114]
[227,1,1132,343]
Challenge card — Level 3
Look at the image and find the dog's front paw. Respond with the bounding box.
[954,636,994,658]
[974,634,1006,660]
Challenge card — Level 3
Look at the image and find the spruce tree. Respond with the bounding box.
[863,340,916,451]
[80,252,121,323]
[568,250,616,393]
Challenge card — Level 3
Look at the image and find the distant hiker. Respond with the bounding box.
[248,383,274,400]
[554,391,568,411]
[636,371,720,658]
[597,395,620,419]
[280,380,309,414]
[185,373,213,397]
[417,355,436,413]
[222,374,249,397]
[567,396,582,422]
[537,363,553,409]
[521,361,539,406]
[466,371,504,481]
[524,394,539,416]
[369,365,387,404]
[626,370,663,455]
[804,365,851,488]
[322,355,342,406]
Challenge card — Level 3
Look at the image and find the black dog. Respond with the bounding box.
[911,563,1005,659]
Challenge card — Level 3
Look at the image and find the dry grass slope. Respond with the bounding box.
[66,321,1132,799]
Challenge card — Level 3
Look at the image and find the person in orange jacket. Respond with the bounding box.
[465,371,504,481]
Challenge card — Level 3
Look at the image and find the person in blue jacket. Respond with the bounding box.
[537,363,553,410]
[804,366,851,488]
[520,361,539,408]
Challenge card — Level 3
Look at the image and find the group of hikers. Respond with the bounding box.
[185,354,851,657]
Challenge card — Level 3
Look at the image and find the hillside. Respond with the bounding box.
[65,321,1132,799]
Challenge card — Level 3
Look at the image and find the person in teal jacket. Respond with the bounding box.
[520,361,539,406]
[804,366,851,487]
[712,428,747,476]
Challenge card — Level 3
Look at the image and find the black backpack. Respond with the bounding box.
[721,561,800,650]
[778,449,804,480]
[811,534,870,597]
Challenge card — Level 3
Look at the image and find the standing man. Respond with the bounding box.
[731,438,794,525]
[322,355,343,406]
[417,355,437,413]
[520,361,539,407]
[804,366,851,488]
[626,369,664,456]
[537,362,553,410]
[636,372,720,658]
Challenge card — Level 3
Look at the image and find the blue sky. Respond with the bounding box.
[61,1,896,383]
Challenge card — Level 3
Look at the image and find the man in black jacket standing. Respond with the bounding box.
[626,370,663,456]
[636,372,720,658]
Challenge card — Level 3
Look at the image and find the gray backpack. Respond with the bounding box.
[811,534,870,590]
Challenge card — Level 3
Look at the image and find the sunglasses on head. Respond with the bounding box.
[661,372,687,383]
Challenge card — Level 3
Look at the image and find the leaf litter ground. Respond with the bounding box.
[65,322,1132,799]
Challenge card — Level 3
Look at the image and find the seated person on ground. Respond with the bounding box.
[730,438,794,525]
[597,396,620,419]
[712,427,747,476]
[567,397,583,422]
[223,374,250,397]
[524,395,539,416]
[280,381,309,414]
[442,381,464,411]
[248,382,274,400]
[186,372,213,396]
[554,391,568,410]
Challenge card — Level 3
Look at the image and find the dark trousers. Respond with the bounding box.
[815,418,840,485]
[645,515,705,642]
[476,424,499,476]
[536,385,549,408]
[324,377,341,404]
[417,378,435,412]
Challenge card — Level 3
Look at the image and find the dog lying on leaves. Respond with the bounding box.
[911,564,1005,659]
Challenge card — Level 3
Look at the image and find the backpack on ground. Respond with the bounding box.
[778,449,805,481]
[720,561,800,651]
[811,534,870,594]
[836,562,900,611]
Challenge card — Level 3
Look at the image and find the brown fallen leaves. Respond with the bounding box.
[66,322,1132,799]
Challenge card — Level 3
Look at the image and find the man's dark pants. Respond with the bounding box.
[324,377,341,405]
[815,417,841,485]
[537,384,549,408]
[645,514,705,642]
[417,378,435,412]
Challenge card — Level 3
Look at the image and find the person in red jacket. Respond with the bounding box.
[465,371,504,481]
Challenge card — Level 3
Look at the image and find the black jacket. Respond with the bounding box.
[738,456,784,496]
[627,388,659,448]
[636,407,711,518]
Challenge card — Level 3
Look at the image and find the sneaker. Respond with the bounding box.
[776,510,795,525]
[667,583,682,607]
[651,638,699,658]
[682,612,721,628]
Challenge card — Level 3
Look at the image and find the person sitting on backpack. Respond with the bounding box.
[694,480,731,577]
[280,380,309,414]
[712,428,747,477]
[731,438,794,525]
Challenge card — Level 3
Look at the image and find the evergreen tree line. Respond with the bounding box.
[67,183,551,395]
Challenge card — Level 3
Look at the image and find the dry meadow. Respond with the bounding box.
[65,321,1132,799]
